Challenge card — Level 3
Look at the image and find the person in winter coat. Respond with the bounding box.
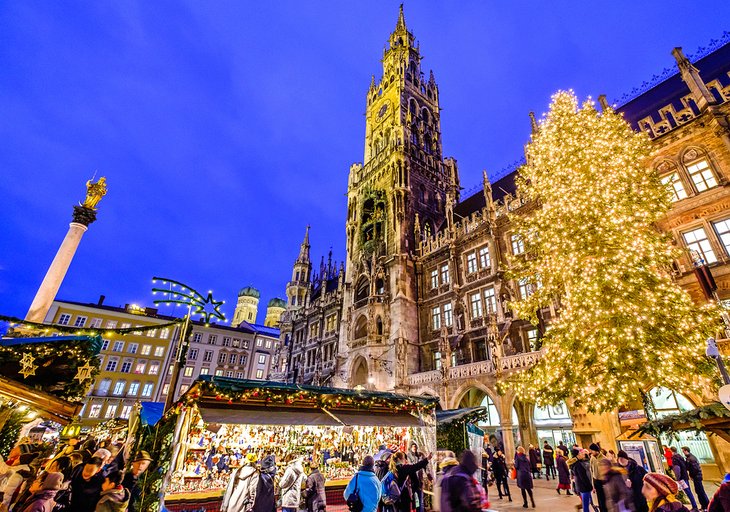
[381,451,432,512]
[119,451,152,512]
[439,450,481,512]
[708,473,730,512]
[617,450,648,512]
[492,450,511,501]
[527,445,542,480]
[305,461,326,512]
[669,447,697,511]
[641,472,689,512]
[344,456,381,512]
[70,456,105,512]
[543,442,556,480]
[221,454,259,512]
[598,459,633,512]
[681,447,709,511]
[253,455,276,512]
[1,452,39,510]
[589,443,608,512]
[573,450,594,512]
[406,443,430,512]
[434,456,458,512]
[514,446,535,509]
[95,471,129,512]
[280,457,306,512]
[555,449,572,495]
[19,472,63,512]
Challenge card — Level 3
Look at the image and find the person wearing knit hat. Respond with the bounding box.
[642,473,689,512]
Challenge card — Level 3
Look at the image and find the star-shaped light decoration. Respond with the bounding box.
[19,352,38,379]
[74,362,95,384]
[151,277,227,324]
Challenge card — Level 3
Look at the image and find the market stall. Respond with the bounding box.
[158,376,438,512]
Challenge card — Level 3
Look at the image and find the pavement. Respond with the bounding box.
[487,477,582,512]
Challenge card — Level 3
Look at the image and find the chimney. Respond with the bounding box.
[98,295,105,306]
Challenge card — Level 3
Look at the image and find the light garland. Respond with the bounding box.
[501,90,721,412]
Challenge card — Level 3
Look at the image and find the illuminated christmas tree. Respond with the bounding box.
[505,91,719,412]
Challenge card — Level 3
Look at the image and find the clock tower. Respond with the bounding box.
[337,6,460,391]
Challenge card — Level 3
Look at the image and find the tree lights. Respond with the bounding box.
[503,91,720,412]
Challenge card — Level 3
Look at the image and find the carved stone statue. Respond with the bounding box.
[396,335,407,380]
[82,177,108,210]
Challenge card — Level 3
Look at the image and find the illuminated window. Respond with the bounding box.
[466,252,477,274]
[682,227,717,264]
[162,384,170,395]
[441,264,450,284]
[120,405,133,419]
[104,405,117,419]
[146,329,157,338]
[134,361,146,374]
[434,351,442,370]
[470,293,483,319]
[148,362,159,375]
[89,404,102,418]
[180,384,189,393]
[527,329,539,351]
[483,287,497,314]
[141,383,154,397]
[141,345,151,355]
[184,366,194,377]
[258,354,266,365]
[256,369,264,379]
[686,159,718,192]
[128,382,139,396]
[150,346,162,358]
[511,234,525,255]
[215,369,223,376]
[159,328,170,339]
[112,380,125,396]
[73,316,87,327]
[479,247,491,269]
[266,339,272,349]
[58,314,71,325]
[105,320,118,329]
[430,269,438,288]
[257,339,263,347]
[89,318,103,328]
[661,172,687,202]
[713,218,730,256]
[200,367,209,375]
[431,306,441,330]
[443,303,453,327]
[120,323,131,329]
[97,379,112,395]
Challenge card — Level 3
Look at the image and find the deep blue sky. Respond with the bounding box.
[1,2,729,323]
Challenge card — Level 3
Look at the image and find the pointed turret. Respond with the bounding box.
[529,112,539,135]
[395,4,406,33]
[297,225,311,265]
[287,225,313,309]
[672,47,716,110]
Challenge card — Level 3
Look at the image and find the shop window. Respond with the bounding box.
[682,227,717,264]
[686,159,718,192]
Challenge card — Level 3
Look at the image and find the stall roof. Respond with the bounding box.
[0,375,79,424]
[191,375,440,408]
[436,407,488,425]
[0,334,103,354]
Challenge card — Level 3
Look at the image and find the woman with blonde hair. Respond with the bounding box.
[514,446,535,508]
[381,451,432,512]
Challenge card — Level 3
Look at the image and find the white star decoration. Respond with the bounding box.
[18,352,38,379]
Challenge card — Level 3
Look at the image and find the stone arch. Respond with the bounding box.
[351,356,369,387]
[680,145,710,164]
[450,380,495,410]
[353,314,368,340]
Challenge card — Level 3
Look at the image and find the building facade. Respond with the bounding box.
[277,10,730,473]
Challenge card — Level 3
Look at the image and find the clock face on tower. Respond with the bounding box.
[377,103,388,119]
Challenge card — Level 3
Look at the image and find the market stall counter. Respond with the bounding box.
[158,376,438,512]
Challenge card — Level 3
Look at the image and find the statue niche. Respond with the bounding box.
[360,190,387,257]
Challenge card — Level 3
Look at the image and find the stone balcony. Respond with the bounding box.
[405,350,543,386]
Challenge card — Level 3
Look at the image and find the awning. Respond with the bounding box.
[199,405,428,428]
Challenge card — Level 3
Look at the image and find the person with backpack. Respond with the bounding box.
[380,451,432,512]
[344,456,381,512]
[280,457,306,512]
[253,455,277,512]
[439,450,481,512]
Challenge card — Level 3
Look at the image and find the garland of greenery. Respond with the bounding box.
[0,337,100,402]
[436,409,488,454]
[0,409,25,458]
[136,410,180,512]
[636,402,730,438]
[0,314,180,336]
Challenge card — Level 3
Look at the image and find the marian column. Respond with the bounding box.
[25,177,108,323]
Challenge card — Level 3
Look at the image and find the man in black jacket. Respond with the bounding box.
[682,446,709,510]
[670,446,698,510]
[617,450,648,512]
[70,456,105,512]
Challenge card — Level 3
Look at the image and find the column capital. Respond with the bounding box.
[72,205,97,226]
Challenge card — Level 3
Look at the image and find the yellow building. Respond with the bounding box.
[45,298,178,427]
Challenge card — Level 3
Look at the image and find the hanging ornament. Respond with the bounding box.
[74,362,94,384]
[19,352,38,379]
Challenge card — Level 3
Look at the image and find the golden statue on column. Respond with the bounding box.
[81,177,108,210]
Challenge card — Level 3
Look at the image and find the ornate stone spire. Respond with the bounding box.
[672,47,716,110]
[297,225,311,264]
[529,112,539,135]
[395,4,407,33]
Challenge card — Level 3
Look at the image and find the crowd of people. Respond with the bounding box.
[0,436,152,512]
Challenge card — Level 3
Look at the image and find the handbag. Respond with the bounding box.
[509,467,517,480]
[346,474,364,512]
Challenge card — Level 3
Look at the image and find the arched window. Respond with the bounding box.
[423,222,432,240]
[375,278,384,295]
[376,316,383,336]
[682,148,719,193]
[421,108,430,125]
[478,394,519,427]
[355,278,370,303]
[410,125,419,146]
[656,160,687,202]
[647,387,713,462]
[354,315,368,339]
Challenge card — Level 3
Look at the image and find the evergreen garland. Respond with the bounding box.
[0,410,25,458]
[137,410,180,512]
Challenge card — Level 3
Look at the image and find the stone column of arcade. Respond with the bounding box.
[25,178,107,323]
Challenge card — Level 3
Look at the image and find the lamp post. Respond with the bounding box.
[152,277,227,411]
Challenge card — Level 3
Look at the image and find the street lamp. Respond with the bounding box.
[152,277,227,411]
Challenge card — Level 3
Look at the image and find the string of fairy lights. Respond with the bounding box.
[501,90,720,412]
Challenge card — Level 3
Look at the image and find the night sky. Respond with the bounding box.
[1,2,729,323]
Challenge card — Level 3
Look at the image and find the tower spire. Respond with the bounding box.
[395,4,406,32]
[297,225,311,264]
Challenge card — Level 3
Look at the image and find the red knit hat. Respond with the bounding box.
[643,472,678,496]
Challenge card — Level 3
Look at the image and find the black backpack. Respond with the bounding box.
[346,474,364,512]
